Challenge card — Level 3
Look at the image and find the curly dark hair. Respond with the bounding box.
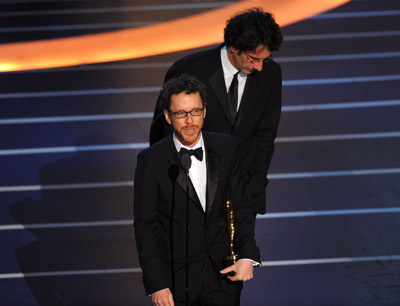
[224,7,283,52]
[161,74,207,111]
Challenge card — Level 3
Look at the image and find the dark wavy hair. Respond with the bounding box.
[161,74,207,110]
[224,8,283,52]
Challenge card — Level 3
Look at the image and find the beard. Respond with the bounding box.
[176,123,202,147]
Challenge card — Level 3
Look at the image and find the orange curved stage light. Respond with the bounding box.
[0,0,349,72]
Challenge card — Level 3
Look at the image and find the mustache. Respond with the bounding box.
[182,124,199,129]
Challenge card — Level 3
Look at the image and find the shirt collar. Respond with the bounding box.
[221,45,239,78]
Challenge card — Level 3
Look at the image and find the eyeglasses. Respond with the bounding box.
[168,107,204,119]
[244,51,273,64]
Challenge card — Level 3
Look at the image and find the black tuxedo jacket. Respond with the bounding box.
[150,45,282,214]
[134,132,260,301]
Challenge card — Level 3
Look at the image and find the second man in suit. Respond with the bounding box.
[150,8,283,215]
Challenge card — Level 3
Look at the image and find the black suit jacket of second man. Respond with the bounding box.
[150,45,282,214]
[134,132,260,302]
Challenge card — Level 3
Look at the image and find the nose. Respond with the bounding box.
[253,61,263,72]
[185,113,194,123]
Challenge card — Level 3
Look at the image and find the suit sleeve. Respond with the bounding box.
[229,145,261,262]
[250,64,282,213]
[133,152,169,295]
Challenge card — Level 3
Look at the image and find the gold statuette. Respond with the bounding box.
[224,200,238,267]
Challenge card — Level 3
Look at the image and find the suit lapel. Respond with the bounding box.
[233,73,251,131]
[204,135,221,214]
[166,137,203,212]
[208,48,233,127]
[233,72,258,132]
[176,171,203,212]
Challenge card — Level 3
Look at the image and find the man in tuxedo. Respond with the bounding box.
[134,74,260,306]
[150,8,283,215]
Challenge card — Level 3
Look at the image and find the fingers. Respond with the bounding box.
[152,296,174,306]
[220,271,237,278]
[224,260,254,282]
[152,288,174,306]
[219,266,233,274]
[230,269,253,282]
[228,270,253,282]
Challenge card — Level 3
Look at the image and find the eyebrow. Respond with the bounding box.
[171,107,203,112]
[248,54,261,60]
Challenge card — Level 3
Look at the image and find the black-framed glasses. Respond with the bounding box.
[244,51,273,64]
[168,107,204,119]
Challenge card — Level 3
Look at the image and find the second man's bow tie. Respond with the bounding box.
[180,147,203,161]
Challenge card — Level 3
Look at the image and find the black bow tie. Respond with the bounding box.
[180,147,203,161]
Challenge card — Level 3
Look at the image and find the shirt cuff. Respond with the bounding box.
[238,258,261,267]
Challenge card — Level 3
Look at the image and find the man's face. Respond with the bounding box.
[164,92,206,148]
[228,44,271,74]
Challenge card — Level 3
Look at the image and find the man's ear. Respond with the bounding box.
[164,110,172,125]
[230,46,239,54]
[203,107,206,119]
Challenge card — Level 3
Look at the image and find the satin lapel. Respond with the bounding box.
[168,139,203,212]
[176,170,203,212]
[208,65,233,127]
[205,141,221,215]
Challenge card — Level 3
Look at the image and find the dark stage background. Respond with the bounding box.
[0,0,399,305]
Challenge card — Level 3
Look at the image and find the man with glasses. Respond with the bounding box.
[150,8,283,216]
[135,74,260,305]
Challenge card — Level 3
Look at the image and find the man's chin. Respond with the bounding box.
[182,134,200,147]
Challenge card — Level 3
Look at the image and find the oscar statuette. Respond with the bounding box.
[220,200,238,277]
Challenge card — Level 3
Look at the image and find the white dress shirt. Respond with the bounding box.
[173,133,207,211]
[220,46,248,111]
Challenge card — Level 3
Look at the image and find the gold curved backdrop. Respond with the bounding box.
[0,0,349,72]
